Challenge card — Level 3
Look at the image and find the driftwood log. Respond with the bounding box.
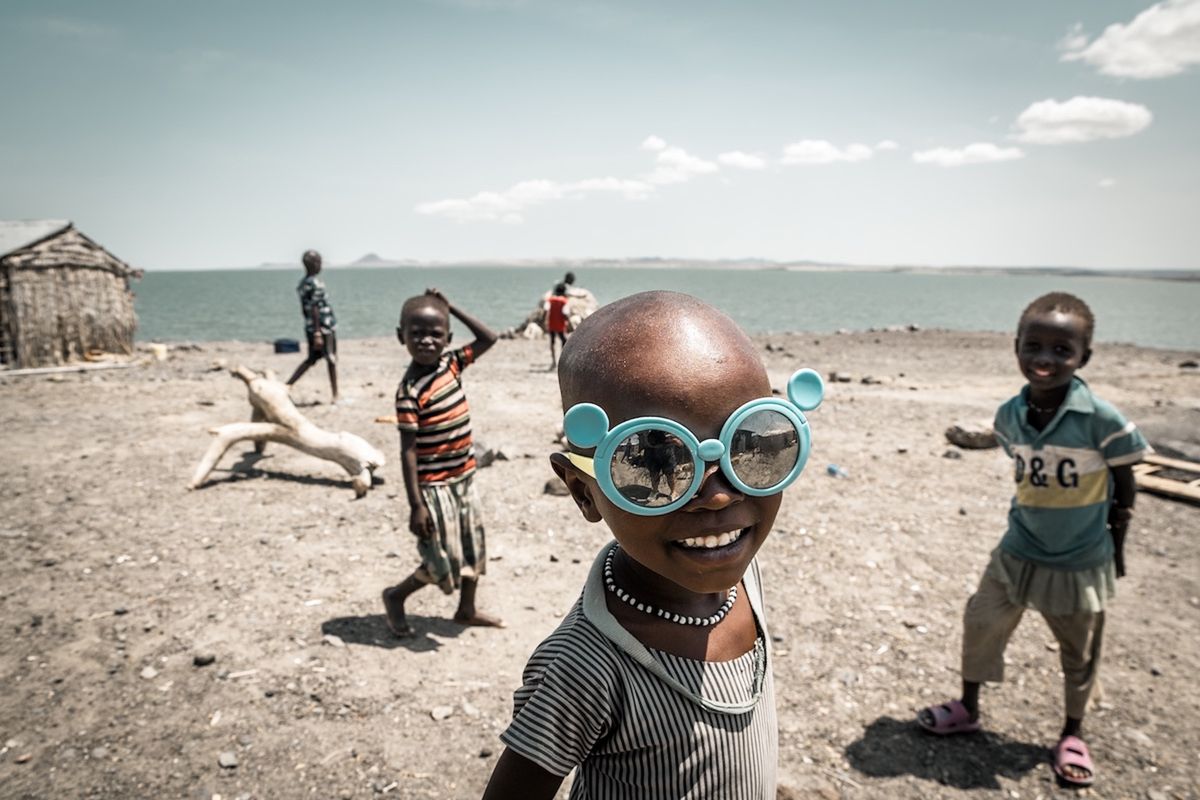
[189,366,385,497]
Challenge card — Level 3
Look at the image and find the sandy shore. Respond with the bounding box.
[1,330,1198,799]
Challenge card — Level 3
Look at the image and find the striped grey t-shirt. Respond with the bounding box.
[500,544,777,799]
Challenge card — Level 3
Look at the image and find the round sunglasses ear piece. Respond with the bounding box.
[697,439,725,462]
[787,368,824,411]
[563,403,609,448]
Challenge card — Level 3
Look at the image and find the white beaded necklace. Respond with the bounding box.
[1028,398,1060,415]
[603,544,738,627]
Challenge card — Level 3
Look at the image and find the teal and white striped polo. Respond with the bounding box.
[993,377,1149,570]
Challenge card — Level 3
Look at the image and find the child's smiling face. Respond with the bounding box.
[1015,309,1091,394]
[587,362,782,596]
[555,292,784,597]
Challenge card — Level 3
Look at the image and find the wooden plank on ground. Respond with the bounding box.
[1137,473,1200,503]
[1134,452,1200,503]
[1143,453,1200,473]
[0,360,141,378]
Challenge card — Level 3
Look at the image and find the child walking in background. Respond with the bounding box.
[286,249,339,404]
[544,281,569,369]
[918,292,1148,788]
[382,288,504,636]
[482,291,825,799]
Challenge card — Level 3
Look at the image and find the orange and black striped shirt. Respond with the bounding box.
[395,345,477,484]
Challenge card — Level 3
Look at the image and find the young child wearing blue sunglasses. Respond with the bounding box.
[482,291,823,800]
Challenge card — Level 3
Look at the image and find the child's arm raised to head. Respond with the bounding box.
[426,288,498,358]
[481,748,564,800]
[400,430,434,539]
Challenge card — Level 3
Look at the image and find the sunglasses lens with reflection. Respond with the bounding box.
[609,428,695,508]
[729,409,800,490]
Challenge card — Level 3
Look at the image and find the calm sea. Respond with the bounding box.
[135,267,1200,351]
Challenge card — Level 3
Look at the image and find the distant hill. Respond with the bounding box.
[341,253,424,268]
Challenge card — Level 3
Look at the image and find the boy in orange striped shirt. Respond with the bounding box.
[383,288,503,637]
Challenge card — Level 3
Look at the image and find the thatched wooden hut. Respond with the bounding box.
[0,220,139,368]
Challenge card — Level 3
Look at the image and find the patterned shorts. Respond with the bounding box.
[414,473,487,594]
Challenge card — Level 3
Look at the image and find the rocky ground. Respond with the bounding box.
[1,331,1198,800]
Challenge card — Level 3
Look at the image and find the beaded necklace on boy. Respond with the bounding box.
[1027,399,1060,415]
[603,544,738,627]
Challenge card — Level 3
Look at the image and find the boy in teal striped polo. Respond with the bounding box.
[919,292,1148,788]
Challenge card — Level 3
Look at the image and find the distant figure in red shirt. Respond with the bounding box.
[544,282,569,369]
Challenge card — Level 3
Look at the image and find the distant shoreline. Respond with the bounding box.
[136,329,1200,357]
[158,259,1200,282]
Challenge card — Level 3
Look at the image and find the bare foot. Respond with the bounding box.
[382,587,415,638]
[453,611,506,628]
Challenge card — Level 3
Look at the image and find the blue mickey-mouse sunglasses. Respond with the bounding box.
[563,369,824,515]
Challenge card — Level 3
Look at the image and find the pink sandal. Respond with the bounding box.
[1053,735,1095,787]
[918,699,981,735]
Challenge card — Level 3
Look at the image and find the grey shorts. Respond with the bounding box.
[414,473,487,594]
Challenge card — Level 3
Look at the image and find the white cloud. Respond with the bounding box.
[912,142,1025,167]
[717,150,767,170]
[1098,177,1117,189]
[780,140,873,165]
[1058,22,1091,54]
[1060,0,1200,79]
[416,175,654,223]
[641,135,667,152]
[34,15,118,39]
[1012,96,1152,144]
[415,181,548,224]
[875,140,899,151]
[644,146,719,184]
[571,177,654,198]
[417,137,727,222]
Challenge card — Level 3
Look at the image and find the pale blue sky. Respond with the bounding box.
[1,1,1197,270]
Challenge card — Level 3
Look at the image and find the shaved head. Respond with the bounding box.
[399,294,449,329]
[558,291,766,424]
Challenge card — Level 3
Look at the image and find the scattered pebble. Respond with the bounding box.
[193,653,216,667]
[543,479,570,496]
[430,705,454,721]
[942,450,962,460]
[479,748,493,758]
[1150,665,1163,677]
[15,752,32,764]
[140,666,159,680]
[323,634,346,648]
[834,668,859,687]
[218,751,238,769]
[1124,728,1153,747]
[91,746,109,760]
[113,607,128,616]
